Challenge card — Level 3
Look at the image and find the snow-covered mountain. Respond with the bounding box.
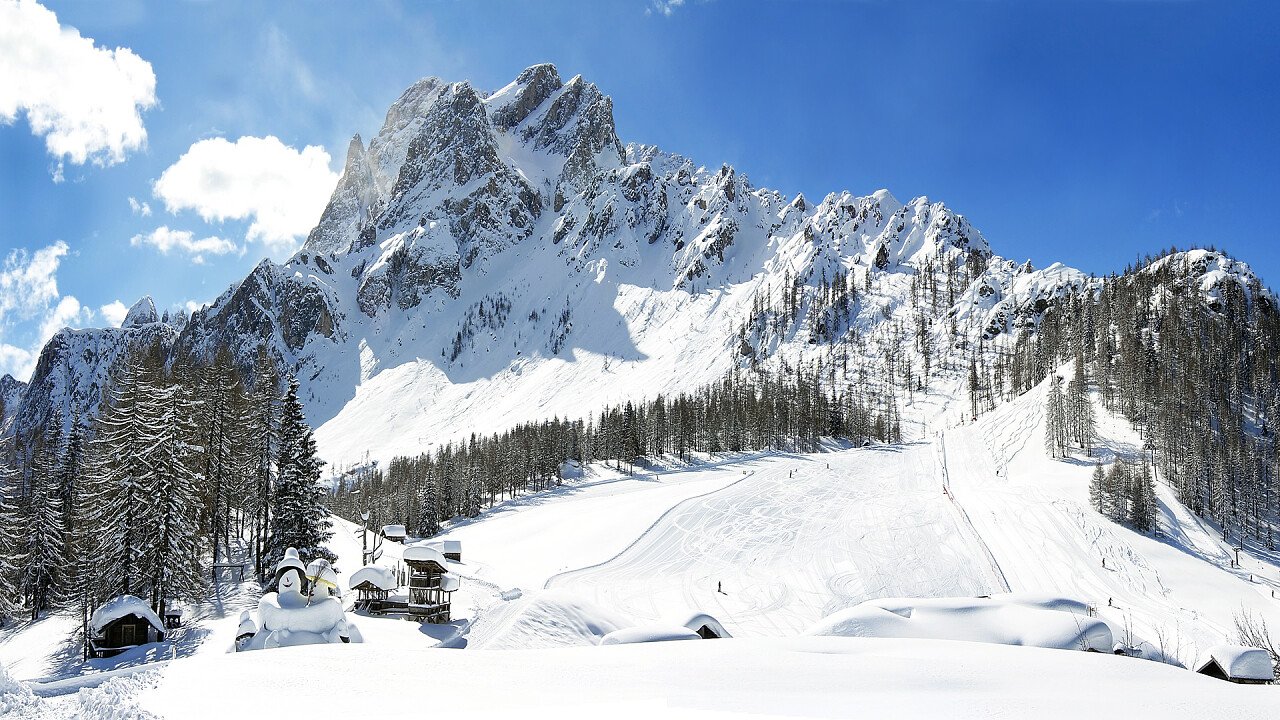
[5,64,1271,466]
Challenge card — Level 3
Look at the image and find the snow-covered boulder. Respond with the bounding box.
[1195,645,1275,683]
[806,595,1112,652]
[599,625,701,646]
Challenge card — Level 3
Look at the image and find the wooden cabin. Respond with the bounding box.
[1195,645,1275,684]
[381,524,407,544]
[676,612,731,639]
[88,595,166,658]
[422,539,463,562]
[402,545,458,623]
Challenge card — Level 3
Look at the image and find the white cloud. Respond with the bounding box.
[128,195,152,217]
[100,299,128,327]
[0,240,69,322]
[153,135,339,254]
[130,225,238,263]
[0,240,95,380]
[183,300,205,315]
[37,294,91,343]
[0,0,157,178]
[647,0,686,16]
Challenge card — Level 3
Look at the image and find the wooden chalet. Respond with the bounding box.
[422,539,463,562]
[381,524,407,543]
[1194,645,1274,684]
[88,595,166,659]
[402,545,459,623]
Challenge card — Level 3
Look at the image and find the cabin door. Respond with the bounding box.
[122,624,136,646]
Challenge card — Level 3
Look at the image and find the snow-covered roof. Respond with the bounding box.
[439,574,460,592]
[1195,645,1275,681]
[89,595,164,637]
[403,545,448,566]
[599,625,701,646]
[670,612,732,639]
[422,539,461,556]
[350,565,398,592]
[381,524,406,537]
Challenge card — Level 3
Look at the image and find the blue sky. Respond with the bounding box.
[1,0,1277,379]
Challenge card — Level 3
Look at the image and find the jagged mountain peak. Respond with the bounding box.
[122,296,159,328]
[487,63,564,131]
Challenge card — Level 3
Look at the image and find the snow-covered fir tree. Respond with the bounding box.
[268,376,332,567]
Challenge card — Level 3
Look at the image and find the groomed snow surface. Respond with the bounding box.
[4,378,1280,717]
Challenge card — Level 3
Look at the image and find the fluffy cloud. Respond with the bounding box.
[130,225,238,263]
[128,196,152,217]
[153,135,339,253]
[99,299,128,327]
[0,240,95,379]
[0,240,69,322]
[0,0,157,178]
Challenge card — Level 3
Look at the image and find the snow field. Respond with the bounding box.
[549,443,1006,636]
[134,636,1279,719]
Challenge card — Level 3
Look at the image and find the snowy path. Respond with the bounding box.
[548,443,1006,636]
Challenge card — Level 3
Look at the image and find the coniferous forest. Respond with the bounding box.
[0,346,331,626]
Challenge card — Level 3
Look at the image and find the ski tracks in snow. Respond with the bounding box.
[548,444,1003,636]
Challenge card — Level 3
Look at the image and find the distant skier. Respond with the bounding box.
[717,581,722,594]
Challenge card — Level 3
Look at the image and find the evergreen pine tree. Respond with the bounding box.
[268,376,332,566]
[1089,462,1106,514]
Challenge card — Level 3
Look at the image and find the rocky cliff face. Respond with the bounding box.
[7,64,1266,466]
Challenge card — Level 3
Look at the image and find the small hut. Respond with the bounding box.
[423,539,463,562]
[163,601,182,630]
[402,545,459,623]
[1194,645,1275,684]
[88,595,166,658]
[349,564,398,613]
[381,525,407,544]
[674,612,731,639]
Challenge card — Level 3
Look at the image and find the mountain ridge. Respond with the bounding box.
[4,63,1272,468]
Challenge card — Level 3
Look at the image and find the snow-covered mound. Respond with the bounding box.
[1195,645,1275,682]
[137,637,1278,719]
[465,589,630,650]
[0,662,37,715]
[805,595,1112,652]
[598,625,701,645]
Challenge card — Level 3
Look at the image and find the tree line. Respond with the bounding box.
[331,365,902,536]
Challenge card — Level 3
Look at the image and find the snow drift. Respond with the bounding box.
[466,589,631,650]
[806,595,1112,652]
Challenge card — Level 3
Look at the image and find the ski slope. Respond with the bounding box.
[548,442,1005,636]
[940,377,1280,663]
